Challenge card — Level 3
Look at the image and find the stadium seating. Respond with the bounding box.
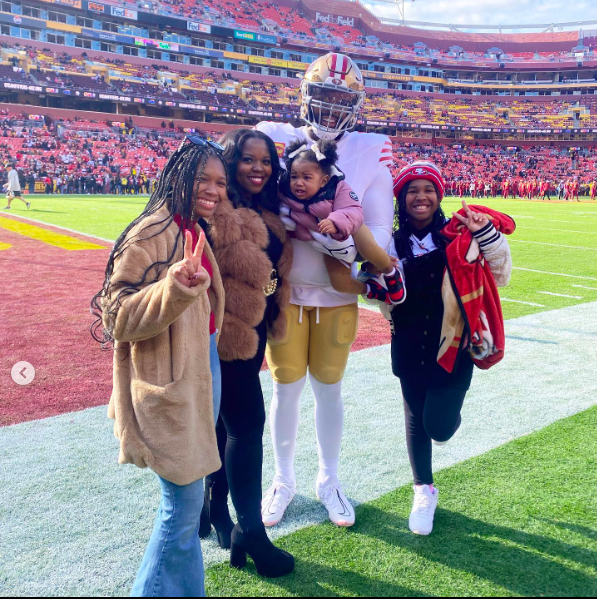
[2,107,596,195]
[6,45,597,131]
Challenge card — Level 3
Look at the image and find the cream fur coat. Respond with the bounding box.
[104,207,224,486]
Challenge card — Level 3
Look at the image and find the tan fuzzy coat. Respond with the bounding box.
[209,197,292,361]
[104,207,225,486]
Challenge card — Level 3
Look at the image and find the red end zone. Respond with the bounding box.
[0,215,390,427]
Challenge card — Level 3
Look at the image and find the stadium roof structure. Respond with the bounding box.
[291,0,587,51]
[367,0,597,33]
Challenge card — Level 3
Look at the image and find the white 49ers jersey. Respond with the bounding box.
[255,121,395,308]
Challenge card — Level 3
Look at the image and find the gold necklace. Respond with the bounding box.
[263,269,278,297]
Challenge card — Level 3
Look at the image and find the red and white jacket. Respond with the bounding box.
[438,207,516,373]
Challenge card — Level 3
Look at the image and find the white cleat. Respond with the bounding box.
[409,485,439,536]
[317,478,355,528]
[309,232,358,264]
[261,482,296,527]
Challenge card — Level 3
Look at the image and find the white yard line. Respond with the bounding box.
[509,239,597,251]
[0,211,116,244]
[513,267,597,281]
[2,300,596,595]
[501,298,546,307]
[572,284,597,291]
[538,291,583,299]
[522,226,597,235]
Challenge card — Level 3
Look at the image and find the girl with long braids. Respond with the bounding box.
[198,129,295,578]
[91,136,227,597]
[380,162,513,537]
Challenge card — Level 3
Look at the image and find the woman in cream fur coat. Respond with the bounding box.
[91,137,227,597]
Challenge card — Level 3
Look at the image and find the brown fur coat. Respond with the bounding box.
[105,207,224,486]
[210,197,292,362]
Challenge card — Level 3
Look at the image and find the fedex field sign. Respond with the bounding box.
[315,13,355,27]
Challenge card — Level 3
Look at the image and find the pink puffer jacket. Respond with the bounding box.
[281,180,364,242]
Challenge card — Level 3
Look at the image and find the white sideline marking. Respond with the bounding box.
[0,211,116,244]
[538,291,583,299]
[513,267,597,281]
[358,303,381,313]
[509,240,597,251]
[572,285,597,291]
[501,298,546,307]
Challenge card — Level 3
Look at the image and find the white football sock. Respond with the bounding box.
[269,377,306,487]
[310,374,344,485]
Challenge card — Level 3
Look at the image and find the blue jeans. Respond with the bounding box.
[132,332,221,597]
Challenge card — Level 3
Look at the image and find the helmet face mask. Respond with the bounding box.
[300,53,366,139]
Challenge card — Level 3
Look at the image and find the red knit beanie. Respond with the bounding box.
[393,161,446,201]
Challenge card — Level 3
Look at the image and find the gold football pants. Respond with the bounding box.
[266,303,359,385]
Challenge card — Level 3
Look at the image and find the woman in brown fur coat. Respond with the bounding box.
[91,138,227,597]
[198,129,295,578]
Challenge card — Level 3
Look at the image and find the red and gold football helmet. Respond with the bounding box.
[300,53,365,139]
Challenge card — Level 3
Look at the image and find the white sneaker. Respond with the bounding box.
[309,232,358,264]
[409,485,439,536]
[261,481,296,527]
[317,478,355,527]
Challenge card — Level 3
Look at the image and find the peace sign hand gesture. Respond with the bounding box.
[452,200,490,234]
[172,225,209,288]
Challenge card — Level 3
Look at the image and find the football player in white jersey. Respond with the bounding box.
[256,53,395,528]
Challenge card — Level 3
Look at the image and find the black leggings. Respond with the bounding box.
[400,376,470,486]
[208,322,267,531]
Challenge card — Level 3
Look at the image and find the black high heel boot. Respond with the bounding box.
[230,523,295,578]
[199,480,235,550]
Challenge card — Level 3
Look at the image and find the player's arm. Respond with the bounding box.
[361,166,395,251]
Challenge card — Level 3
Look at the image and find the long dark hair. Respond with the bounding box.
[393,182,447,261]
[90,139,227,347]
[219,129,281,213]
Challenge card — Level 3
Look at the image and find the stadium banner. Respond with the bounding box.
[46,21,82,33]
[248,56,309,70]
[314,12,356,27]
[224,51,249,61]
[0,12,45,28]
[81,28,134,44]
[363,71,413,83]
[84,1,106,13]
[233,30,277,45]
[140,11,215,35]
[34,180,47,193]
[135,38,180,52]
[183,47,223,58]
[35,0,82,8]
[4,82,43,92]
[110,6,137,20]
[187,21,211,34]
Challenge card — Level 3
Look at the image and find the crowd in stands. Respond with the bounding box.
[1,109,596,197]
[107,0,589,64]
[391,143,597,196]
[0,110,222,195]
[4,44,597,131]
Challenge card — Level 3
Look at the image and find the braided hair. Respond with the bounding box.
[90,138,227,347]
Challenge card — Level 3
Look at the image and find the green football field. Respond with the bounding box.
[5,194,597,320]
[2,196,597,597]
